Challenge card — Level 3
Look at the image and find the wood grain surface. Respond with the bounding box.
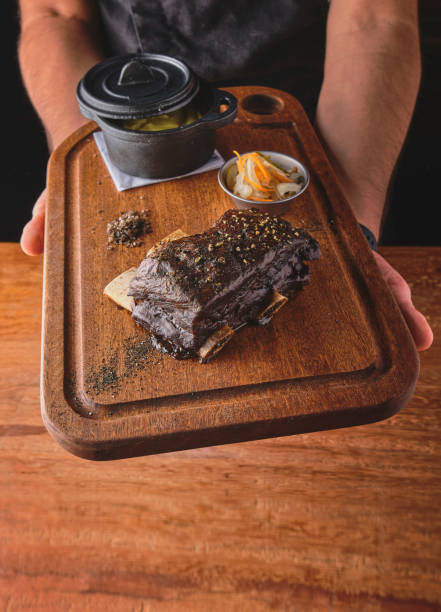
[42,87,418,459]
[1,243,441,610]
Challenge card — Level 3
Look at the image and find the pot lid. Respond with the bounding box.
[77,54,200,120]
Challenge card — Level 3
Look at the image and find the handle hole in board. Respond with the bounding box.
[241,94,284,115]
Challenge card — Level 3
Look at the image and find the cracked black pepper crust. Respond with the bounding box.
[130,208,320,304]
[128,208,320,358]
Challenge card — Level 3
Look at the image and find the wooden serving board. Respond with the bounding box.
[42,86,419,460]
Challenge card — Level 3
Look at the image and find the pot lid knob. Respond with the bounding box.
[118,60,155,87]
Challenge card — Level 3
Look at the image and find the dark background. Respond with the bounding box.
[4,2,49,242]
[3,0,440,245]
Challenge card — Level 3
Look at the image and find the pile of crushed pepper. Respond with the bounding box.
[107,209,152,249]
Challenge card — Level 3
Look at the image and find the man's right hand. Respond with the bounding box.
[20,189,46,256]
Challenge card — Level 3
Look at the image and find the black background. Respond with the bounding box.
[3,0,441,245]
[4,1,49,242]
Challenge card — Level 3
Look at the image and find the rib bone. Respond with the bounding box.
[254,290,288,323]
[198,325,235,363]
[103,266,137,312]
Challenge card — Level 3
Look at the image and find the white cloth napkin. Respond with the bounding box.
[94,131,224,192]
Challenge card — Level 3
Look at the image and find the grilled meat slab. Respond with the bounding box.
[128,208,320,359]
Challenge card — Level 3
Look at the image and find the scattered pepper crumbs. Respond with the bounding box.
[86,352,120,395]
[123,335,162,376]
[85,334,162,397]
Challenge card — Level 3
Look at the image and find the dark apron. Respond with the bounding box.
[97,0,329,118]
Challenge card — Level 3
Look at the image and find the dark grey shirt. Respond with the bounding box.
[97,0,329,118]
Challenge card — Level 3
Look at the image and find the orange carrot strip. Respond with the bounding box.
[244,176,272,193]
[268,168,292,183]
[253,153,271,183]
[254,164,269,185]
[254,165,262,182]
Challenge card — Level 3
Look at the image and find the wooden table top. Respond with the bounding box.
[1,242,440,611]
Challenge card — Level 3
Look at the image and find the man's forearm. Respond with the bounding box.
[315,0,421,239]
[18,1,105,150]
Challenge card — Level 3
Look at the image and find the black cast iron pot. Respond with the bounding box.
[77,54,237,179]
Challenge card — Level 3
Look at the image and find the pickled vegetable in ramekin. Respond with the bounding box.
[227,151,305,202]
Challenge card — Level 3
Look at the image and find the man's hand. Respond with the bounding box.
[373,251,433,352]
[20,190,46,256]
